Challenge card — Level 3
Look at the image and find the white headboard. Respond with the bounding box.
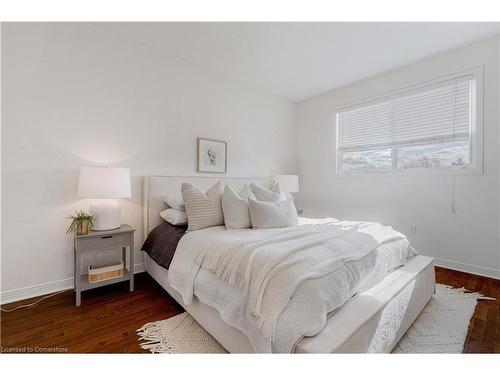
[142,175,267,240]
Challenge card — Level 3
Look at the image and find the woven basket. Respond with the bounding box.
[88,261,124,283]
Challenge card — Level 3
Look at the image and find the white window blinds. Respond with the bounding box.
[337,75,473,153]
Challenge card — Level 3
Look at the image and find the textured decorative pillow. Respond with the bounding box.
[248,198,298,229]
[181,181,224,231]
[222,185,256,229]
[250,182,286,202]
[164,194,185,211]
[160,208,187,226]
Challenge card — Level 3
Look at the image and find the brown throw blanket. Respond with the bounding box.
[141,222,187,269]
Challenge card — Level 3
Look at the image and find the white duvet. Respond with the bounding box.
[168,218,416,353]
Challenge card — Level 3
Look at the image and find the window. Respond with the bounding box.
[336,68,482,174]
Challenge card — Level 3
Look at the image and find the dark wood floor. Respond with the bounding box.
[1,267,499,353]
[1,273,183,353]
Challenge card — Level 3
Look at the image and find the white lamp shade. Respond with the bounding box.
[274,175,299,193]
[78,167,131,199]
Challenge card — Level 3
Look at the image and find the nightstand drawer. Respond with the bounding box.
[77,232,132,251]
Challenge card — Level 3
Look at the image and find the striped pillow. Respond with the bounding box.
[181,181,224,231]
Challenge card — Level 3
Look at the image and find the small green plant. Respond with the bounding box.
[66,210,95,234]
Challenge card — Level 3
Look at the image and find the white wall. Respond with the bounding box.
[296,36,500,278]
[1,23,296,301]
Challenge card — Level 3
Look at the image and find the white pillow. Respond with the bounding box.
[222,185,256,229]
[160,208,187,225]
[239,184,256,200]
[164,194,185,211]
[269,181,293,200]
[181,181,224,231]
[248,198,298,229]
[249,182,286,202]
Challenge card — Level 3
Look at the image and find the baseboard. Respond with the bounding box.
[134,262,145,274]
[1,277,75,305]
[434,258,500,280]
[0,263,146,305]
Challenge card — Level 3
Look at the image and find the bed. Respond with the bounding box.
[142,175,435,353]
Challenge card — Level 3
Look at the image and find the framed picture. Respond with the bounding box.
[197,138,227,173]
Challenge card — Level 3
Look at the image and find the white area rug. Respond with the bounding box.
[392,284,493,353]
[137,284,492,353]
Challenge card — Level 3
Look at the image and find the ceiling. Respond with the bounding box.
[102,22,500,102]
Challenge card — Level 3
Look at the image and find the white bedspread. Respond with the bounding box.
[168,218,416,352]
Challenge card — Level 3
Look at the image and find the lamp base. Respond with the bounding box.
[89,200,121,231]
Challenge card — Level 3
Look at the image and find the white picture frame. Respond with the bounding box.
[197,138,227,173]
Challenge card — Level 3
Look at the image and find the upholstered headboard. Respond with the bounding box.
[142,175,267,241]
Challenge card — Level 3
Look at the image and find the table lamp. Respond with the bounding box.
[78,166,131,231]
[273,174,299,194]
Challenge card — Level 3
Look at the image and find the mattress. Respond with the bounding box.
[144,253,435,353]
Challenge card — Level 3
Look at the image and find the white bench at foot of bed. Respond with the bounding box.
[296,255,435,353]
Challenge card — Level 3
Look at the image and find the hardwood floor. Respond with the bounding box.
[1,267,499,353]
[1,273,183,353]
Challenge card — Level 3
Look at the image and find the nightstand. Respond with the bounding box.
[73,224,135,306]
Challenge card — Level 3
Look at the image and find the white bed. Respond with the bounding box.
[142,175,435,353]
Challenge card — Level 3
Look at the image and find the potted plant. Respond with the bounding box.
[67,210,95,235]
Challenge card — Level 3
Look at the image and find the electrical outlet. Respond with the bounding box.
[409,224,417,235]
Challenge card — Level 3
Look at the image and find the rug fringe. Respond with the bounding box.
[136,313,227,354]
[136,320,176,353]
[436,283,495,301]
[478,296,496,301]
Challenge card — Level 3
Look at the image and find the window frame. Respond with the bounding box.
[335,67,483,176]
